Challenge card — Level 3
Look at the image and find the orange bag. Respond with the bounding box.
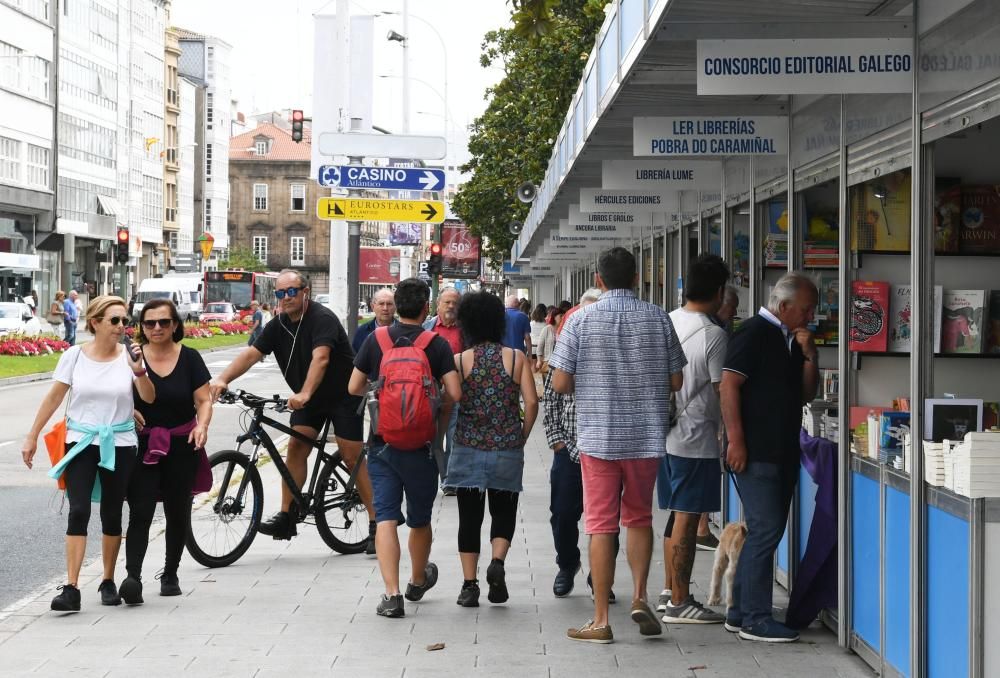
[44,418,68,490]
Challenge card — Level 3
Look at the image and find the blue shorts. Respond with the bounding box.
[660,454,721,515]
[367,443,439,528]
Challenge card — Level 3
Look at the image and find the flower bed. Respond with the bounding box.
[184,321,250,338]
[0,334,71,356]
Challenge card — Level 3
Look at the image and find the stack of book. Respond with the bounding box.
[803,400,836,438]
[764,233,788,267]
[952,431,1000,498]
[823,410,841,444]
[804,241,839,267]
[923,441,948,487]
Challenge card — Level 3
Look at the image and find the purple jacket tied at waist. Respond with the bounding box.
[139,419,212,494]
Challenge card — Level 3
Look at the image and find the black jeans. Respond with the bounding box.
[125,437,199,579]
[64,444,136,536]
[549,450,583,571]
[456,488,519,554]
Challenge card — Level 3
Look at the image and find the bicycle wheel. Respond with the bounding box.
[186,450,263,568]
[315,452,370,554]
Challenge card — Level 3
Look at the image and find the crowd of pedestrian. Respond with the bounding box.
[19,251,821,648]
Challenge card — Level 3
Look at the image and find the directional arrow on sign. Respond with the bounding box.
[317,198,446,223]
[420,203,438,221]
[317,164,446,191]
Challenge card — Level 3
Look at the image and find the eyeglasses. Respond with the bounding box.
[103,315,131,326]
[275,287,304,300]
[142,318,174,329]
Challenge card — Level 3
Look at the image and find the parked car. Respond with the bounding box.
[0,302,42,336]
[200,302,239,323]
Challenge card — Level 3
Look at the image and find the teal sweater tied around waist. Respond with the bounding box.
[48,418,136,502]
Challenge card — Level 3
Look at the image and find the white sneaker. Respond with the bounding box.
[655,588,672,612]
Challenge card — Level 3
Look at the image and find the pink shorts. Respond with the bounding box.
[580,454,660,535]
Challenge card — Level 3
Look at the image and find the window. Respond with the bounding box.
[290,183,305,211]
[204,198,212,229]
[206,92,214,129]
[252,183,267,211]
[0,41,50,100]
[26,144,49,187]
[205,143,212,180]
[290,236,305,265]
[0,136,21,183]
[255,140,267,156]
[253,236,268,263]
[167,231,179,252]
[58,113,116,168]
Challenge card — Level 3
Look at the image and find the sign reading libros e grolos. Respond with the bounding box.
[633,116,788,156]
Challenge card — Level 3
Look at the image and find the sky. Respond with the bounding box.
[169,0,513,164]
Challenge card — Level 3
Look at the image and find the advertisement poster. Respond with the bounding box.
[440,220,481,279]
[389,222,421,246]
[359,247,401,284]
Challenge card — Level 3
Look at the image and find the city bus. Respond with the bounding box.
[203,270,278,319]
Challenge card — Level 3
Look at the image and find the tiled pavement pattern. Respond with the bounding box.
[0,428,874,678]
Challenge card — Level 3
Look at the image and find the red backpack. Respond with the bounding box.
[373,326,441,450]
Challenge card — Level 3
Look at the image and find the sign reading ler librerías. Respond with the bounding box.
[697,38,913,95]
[602,159,722,190]
[579,188,679,214]
[633,116,788,156]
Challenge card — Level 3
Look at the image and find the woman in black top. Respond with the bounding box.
[120,299,212,604]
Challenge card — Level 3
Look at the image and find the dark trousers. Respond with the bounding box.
[456,488,519,554]
[64,320,76,345]
[549,450,583,571]
[731,461,799,627]
[125,438,199,578]
[64,444,136,536]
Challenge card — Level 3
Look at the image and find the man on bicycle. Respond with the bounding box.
[209,269,375,545]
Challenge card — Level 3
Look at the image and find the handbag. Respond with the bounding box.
[43,347,81,490]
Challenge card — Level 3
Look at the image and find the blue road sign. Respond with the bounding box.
[317,164,446,191]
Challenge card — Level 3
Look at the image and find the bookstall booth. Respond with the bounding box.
[512,1,1000,676]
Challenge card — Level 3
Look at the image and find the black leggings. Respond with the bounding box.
[64,444,136,537]
[125,437,199,579]
[456,488,519,554]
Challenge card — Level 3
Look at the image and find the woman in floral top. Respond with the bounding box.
[449,291,538,608]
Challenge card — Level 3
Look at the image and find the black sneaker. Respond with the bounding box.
[696,532,720,551]
[119,576,144,605]
[587,573,617,604]
[405,562,439,602]
[376,593,405,618]
[257,511,297,540]
[365,521,377,556]
[553,563,580,597]
[486,559,509,604]
[442,487,457,496]
[456,580,480,607]
[158,572,182,597]
[50,584,81,612]
[98,579,121,606]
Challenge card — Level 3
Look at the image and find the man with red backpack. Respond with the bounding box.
[349,278,462,618]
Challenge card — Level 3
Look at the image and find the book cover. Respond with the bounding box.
[812,272,839,346]
[850,171,911,252]
[986,290,1000,354]
[984,402,1000,431]
[925,398,983,442]
[960,185,1000,254]
[935,179,962,253]
[942,289,986,353]
[888,285,944,353]
[849,280,890,352]
[880,411,911,451]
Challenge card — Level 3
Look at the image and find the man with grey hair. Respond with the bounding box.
[502,293,532,357]
[720,271,820,643]
[424,287,463,492]
[353,288,396,353]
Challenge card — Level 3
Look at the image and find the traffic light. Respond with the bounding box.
[427,242,443,275]
[116,227,129,264]
[291,109,304,143]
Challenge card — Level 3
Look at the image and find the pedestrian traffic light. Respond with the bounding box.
[427,242,443,275]
[116,227,129,264]
[291,109,304,143]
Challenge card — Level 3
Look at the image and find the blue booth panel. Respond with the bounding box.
[727,473,741,524]
[798,464,819,563]
[852,472,880,651]
[885,486,911,677]
[927,506,969,678]
[777,523,789,576]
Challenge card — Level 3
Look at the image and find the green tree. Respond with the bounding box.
[218,247,266,273]
[452,0,609,267]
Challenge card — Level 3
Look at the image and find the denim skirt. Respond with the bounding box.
[446,444,524,493]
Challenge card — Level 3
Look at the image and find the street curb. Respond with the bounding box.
[0,342,246,389]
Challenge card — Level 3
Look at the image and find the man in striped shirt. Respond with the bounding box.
[550,247,686,644]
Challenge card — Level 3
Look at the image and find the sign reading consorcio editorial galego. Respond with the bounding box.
[697,38,913,96]
[633,116,788,157]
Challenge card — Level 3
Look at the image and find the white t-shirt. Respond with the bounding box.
[665,308,728,459]
[529,320,546,349]
[53,346,138,447]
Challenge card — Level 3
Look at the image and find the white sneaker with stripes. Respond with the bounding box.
[661,596,725,624]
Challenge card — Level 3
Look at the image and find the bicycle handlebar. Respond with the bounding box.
[218,389,290,413]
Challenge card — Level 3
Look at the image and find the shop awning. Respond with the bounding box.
[96,195,125,218]
[0,251,40,271]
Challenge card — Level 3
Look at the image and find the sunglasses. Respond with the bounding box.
[103,315,131,326]
[275,287,305,300]
[142,318,174,329]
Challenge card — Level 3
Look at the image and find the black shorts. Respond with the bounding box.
[289,395,364,442]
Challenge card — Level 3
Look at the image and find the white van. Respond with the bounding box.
[132,276,201,322]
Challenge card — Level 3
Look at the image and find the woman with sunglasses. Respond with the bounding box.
[119,299,212,604]
[21,296,154,612]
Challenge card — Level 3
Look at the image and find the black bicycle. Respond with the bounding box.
[185,389,370,568]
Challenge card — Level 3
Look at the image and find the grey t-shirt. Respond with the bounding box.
[665,308,728,459]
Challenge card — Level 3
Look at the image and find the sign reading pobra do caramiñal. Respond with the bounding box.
[633,116,789,156]
[697,38,913,95]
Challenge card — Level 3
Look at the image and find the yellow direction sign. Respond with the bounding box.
[316,198,445,223]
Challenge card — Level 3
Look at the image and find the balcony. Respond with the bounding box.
[267,254,329,271]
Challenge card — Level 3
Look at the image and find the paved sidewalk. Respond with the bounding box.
[0,429,873,678]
